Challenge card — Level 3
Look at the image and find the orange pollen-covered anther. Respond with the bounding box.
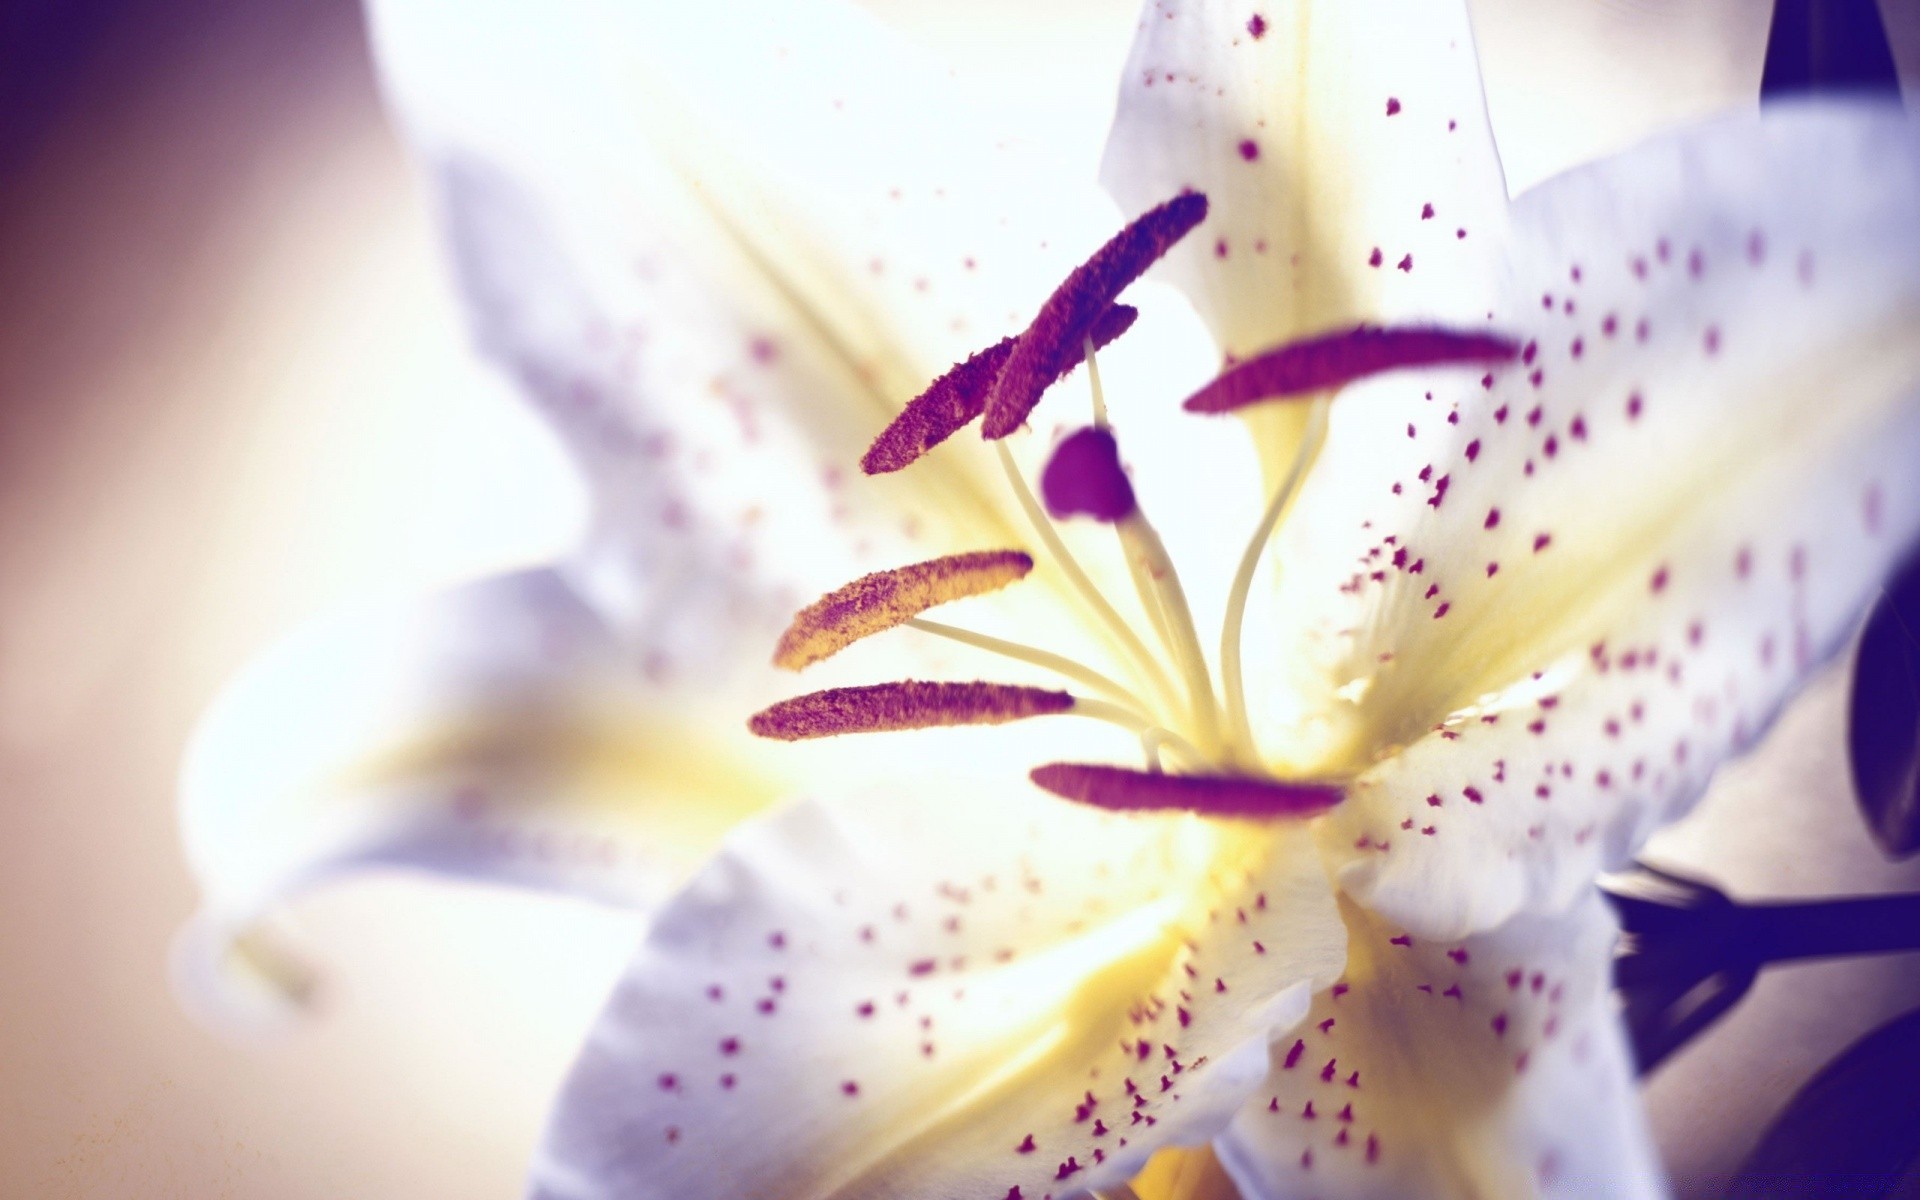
[749,681,1074,741]
[1029,762,1344,820]
[1182,325,1521,414]
[982,192,1209,439]
[862,304,1139,475]
[773,549,1035,670]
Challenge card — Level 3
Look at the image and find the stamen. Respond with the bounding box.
[862,304,1139,474]
[1181,325,1520,414]
[982,192,1209,439]
[1040,427,1137,523]
[748,681,1072,741]
[773,550,1034,670]
[1029,762,1343,820]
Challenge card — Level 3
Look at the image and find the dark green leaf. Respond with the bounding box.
[1727,1005,1920,1197]
[1849,552,1920,859]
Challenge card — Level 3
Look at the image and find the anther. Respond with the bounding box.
[1182,326,1520,414]
[1040,427,1136,523]
[982,193,1209,439]
[773,550,1034,670]
[749,681,1073,741]
[863,305,1138,474]
[1029,762,1344,819]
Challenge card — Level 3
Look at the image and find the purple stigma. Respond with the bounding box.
[1040,427,1136,523]
[1182,325,1521,414]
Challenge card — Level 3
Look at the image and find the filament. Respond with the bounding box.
[905,617,1145,709]
[1220,398,1330,756]
[1118,512,1224,757]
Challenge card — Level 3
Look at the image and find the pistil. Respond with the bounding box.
[1076,341,1181,671]
[996,440,1181,712]
[1031,415,1223,756]
[1037,351,1227,761]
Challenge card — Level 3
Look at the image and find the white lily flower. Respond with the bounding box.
[175,0,1920,1195]
[175,0,1125,1026]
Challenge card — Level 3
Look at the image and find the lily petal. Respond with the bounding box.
[1214,891,1660,1199]
[175,569,783,1029]
[1267,103,1920,935]
[531,779,1345,1199]
[1100,0,1510,361]
[371,0,1126,618]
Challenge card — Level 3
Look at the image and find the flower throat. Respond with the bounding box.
[747,192,1517,821]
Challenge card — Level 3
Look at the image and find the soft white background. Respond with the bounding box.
[1,1,1917,1195]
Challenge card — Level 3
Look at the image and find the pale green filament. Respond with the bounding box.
[904,618,1196,776]
[1139,725,1204,773]
[1117,511,1226,760]
[1220,398,1330,757]
[906,617,1146,710]
[1083,334,1112,429]
[1071,696,1183,741]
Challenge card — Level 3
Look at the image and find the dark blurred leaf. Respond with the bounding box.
[1608,866,1757,1074]
[1727,1006,1920,1198]
[1850,553,1920,859]
[1763,0,1902,100]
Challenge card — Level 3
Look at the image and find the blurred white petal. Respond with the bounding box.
[176,568,786,1025]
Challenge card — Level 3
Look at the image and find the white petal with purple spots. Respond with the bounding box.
[1265,103,1920,935]
[1102,0,1510,361]
[1214,890,1659,1199]
[532,779,1345,1200]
